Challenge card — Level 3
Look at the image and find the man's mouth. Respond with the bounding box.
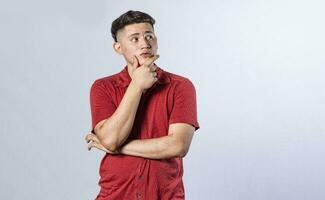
[140,53,153,58]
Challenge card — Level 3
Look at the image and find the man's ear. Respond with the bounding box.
[113,42,123,55]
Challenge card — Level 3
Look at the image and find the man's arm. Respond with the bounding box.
[86,123,195,159]
[118,123,195,159]
[94,55,159,152]
[94,83,142,152]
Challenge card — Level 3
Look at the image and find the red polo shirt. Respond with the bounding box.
[90,66,199,200]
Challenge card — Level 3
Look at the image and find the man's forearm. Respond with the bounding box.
[96,82,143,151]
[119,135,187,159]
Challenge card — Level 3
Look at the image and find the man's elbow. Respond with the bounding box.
[94,124,120,152]
[101,139,119,152]
[175,143,190,158]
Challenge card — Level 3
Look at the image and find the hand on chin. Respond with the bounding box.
[138,54,155,66]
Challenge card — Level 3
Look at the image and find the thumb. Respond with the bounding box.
[132,56,139,68]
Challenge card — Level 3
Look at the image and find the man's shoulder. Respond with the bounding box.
[92,70,123,87]
[163,69,194,86]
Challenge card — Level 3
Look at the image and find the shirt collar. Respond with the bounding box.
[117,65,170,88]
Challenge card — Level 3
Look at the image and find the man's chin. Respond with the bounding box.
[137,59,149,66]
[138,54,155,65]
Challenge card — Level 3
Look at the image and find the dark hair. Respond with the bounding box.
[111,10,155,42]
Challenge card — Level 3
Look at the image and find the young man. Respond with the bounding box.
[85,10,199,200]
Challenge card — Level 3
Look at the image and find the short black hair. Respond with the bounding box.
[111,10,155,42]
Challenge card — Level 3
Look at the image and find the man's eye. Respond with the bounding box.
[145,35,154,40]
[131,37,138,42]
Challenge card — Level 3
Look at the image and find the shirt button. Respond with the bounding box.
[139,176,144,180]
[136,192,142,199]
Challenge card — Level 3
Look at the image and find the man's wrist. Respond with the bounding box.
[129,81,145,94]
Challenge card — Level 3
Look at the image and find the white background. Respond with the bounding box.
[1,0,324,199]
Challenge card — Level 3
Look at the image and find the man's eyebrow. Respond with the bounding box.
[127,31,154,38]
[128,33,140,38]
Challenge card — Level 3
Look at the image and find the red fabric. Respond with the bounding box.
[90,66,199,200]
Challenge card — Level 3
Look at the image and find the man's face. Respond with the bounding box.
[114,23,158,66]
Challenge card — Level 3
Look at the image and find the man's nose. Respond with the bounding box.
[139,37,151,49]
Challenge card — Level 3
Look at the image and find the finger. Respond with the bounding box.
[152,72,157,77]
[85,133,93,141]
[132,56,139,69]
[148,65,157,72]
[143,54,159,67]
[88,141,101,151]
[85,133,93,143]
[88,141,110,153]
[90,141,112,153]
[85,133,100,144]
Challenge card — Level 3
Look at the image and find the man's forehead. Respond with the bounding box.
[118,23,154,38]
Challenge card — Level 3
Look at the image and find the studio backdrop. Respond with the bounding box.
[1,0,324,199]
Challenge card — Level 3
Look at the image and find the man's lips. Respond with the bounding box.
[140,53,153,58]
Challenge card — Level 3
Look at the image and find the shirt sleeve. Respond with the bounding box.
[169,79,200,130]
[90,80,117,133]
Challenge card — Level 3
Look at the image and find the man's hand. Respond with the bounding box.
[130,55,159,90]
[85,133,119,154]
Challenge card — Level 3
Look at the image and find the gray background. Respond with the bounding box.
[1,0,324,199]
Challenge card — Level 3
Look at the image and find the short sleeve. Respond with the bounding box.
[90,80,117,132]
[169,79,200,130]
